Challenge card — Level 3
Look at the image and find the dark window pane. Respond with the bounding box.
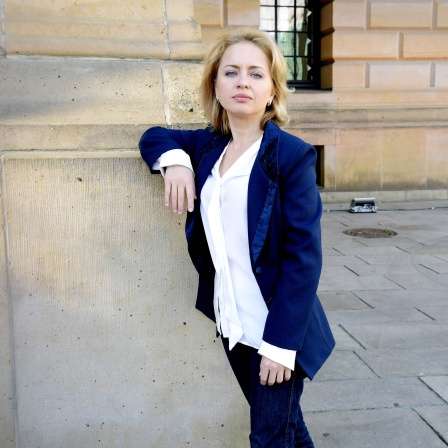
[296,8,308,31]
[284,57,296,81]
[295,32,310,56]
[296,57,310,80]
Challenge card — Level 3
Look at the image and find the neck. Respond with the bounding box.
[228,118,264,147]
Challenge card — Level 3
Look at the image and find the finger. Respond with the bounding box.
[284,368,292,382]
[171,184,178,213]
[259,365,268,386]
[275,369,284,384]
[267,371,277,386]
[164,180,171,208]
[176,185,185,214]
[185,182,196,213]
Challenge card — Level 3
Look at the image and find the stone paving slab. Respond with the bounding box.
[350,289,448,308]
[321,254,370,265]
[420,271,448,287]
[321,265,359,277]
[419,261,448,274]
[330,325,364,351]
[302,377,444,412]
[384,272,448,290]
[318,291,370,311]
[421,376,448,402]
[341,322,448,350]
[407,245,448,255]
[418,306,448,320]
[398,232,448,246]
[356,348,448,377]
[347,253,443,267]
[313,201,448,447]
[342,261,423,276]
[415,406,448,445]
[327,307,430,325]
[322,236,368,247]
[331,245,409,257]
[318,273,402,292]
[306,408,448,448]
[345,237,423,249]
[321,247,348,257]
[312,351,378,382]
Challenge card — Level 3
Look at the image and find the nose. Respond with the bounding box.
[237,72,250,88]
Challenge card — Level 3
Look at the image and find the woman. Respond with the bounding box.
[139,28,335,448]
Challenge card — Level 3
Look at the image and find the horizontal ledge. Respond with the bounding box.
[1,149,140,159]
[287,108,448,129]
[321,190,448,204]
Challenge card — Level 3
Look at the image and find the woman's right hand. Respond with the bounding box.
[164,165,196,214]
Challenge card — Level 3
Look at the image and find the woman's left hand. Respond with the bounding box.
[259,355,292,386]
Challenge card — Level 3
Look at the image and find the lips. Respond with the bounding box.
[233,94,252,101]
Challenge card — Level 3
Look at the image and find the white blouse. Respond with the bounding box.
[155,140,296,370]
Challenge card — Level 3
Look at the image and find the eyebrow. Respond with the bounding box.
[223,64,267,71]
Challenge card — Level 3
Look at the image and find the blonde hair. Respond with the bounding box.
[200,28,291,135]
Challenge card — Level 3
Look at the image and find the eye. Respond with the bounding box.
[251,72,263,79]
[225,70,237,77]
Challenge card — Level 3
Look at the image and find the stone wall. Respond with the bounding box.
[303,0,448,196]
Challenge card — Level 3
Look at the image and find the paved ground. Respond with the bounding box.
[303,199,448,448]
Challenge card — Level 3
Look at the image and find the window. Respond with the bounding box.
[315,146,324,188]
[260,0,321,89]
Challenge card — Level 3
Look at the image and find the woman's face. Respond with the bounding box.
[215,41,274,125]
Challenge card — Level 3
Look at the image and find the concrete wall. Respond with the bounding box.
[1,0,448,447]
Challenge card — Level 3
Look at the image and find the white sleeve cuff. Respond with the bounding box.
[258,341,296,371]
[152,149,193,177]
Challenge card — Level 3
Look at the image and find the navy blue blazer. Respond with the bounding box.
[139,121,335,379]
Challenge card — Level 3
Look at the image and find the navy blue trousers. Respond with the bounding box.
[221,338,314,448]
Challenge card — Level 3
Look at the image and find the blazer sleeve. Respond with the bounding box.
[139,126,205,173]
[262,139,323,351]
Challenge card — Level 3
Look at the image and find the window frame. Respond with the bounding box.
[260,0,321,90]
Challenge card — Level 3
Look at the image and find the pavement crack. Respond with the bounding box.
[417,377,448,405]
[343,265,360,276]
[413,408,448,446]
[383,275,407,289]
[353,350,381,378]
[419,263,440,274]
[354,255,370,265]
[338,324,367,350]
[349,291,374,309]
[414,307,436,321]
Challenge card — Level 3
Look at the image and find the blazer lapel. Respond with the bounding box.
[196,133,229,195]
[247,122,280,265]
[186,132,229,241]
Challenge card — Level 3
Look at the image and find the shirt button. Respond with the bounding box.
[255,267,262,275]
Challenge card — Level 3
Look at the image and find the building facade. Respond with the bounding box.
[2,0,447,199]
